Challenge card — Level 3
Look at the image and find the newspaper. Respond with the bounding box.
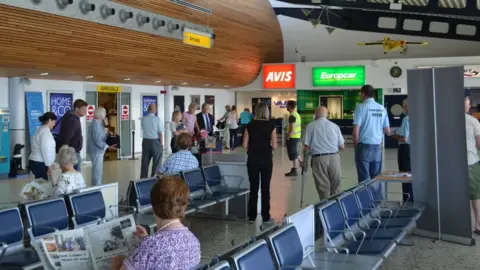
[84,215,138,270]
[39,229,92,270]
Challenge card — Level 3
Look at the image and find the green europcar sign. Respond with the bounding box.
[312,66,366,87]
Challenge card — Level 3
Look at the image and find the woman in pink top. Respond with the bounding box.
[183,103,199,134]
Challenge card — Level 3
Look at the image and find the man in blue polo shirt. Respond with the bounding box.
[353,85,390,185]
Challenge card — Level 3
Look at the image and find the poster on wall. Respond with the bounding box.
[49,92,73,118]
[141,95,158,116]
[25,92,45,143]
[191,95,201,110]
[252,98,272,118]
[205,95,215,118]
[173,96,185,113]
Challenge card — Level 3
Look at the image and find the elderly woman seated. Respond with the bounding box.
[53,145,86,196]
[111,176,201,270]
[158,133,199,176]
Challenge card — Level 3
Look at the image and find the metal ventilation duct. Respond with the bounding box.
[169,0,212,15]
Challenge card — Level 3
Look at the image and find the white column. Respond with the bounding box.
[164,85,174,153]
[8,77,27,169]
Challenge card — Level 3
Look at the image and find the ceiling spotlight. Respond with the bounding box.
[101,5,115,18]
[119,10,134,22]
[124,78,131,81]
[31,0,42,4]
[40,73,49,76]
[137,14,150,26]
[168,22,180,32]
[80,0,95,13]
[57,0,73,9]
[153,19,166,30]
[86,76,94,79]
[155,80,162,83]
[181,82,188,85]
[204,84,210,87]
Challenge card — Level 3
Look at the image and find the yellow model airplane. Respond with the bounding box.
[357,37,428,55]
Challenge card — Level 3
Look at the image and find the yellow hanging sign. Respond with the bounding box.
[97,85,122,93]
[183,28,212,49]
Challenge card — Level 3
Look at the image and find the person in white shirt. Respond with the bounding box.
[464,97,480,234]
[29,112,57,180]
[53,145,86,196]
[228,105,239,150]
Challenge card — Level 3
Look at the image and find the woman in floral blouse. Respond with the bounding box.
[53,145,86,196]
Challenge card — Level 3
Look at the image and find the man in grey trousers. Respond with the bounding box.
[140,104,164,178]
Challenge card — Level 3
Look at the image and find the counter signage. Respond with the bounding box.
[97,85,122,93]
[183,28,212,49]
[263,64,296,89]
[312,66,365,87]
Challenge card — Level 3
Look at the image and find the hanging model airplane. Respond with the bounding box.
[357,37,428,55]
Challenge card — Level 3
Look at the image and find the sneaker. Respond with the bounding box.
[248,219,256,224]
[262,218,275,224]
[285,168,298,177]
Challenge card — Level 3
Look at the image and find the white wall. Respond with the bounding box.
[0,78,8,107]
[1,78,234,159]
[176,87,235,121]
[234,56,480,92]
[237,91,296,119]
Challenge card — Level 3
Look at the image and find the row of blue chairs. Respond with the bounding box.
[127,164,250,231]
[0,190,114,269]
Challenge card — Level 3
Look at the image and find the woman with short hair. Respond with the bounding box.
[53,145,86,196]
[242,102,277,224]
[170,111,188,153]
[183,103,200,135]
[111,176,201,270]
[159,133,199,175]
[29,112,57,180]
[228,105,239,150]
[87,107,116,186]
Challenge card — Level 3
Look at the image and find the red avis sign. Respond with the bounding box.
[263,64,296,89]
[121,105,129,120]
[86,105,95,121]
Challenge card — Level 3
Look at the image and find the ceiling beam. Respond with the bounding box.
[277,0,480,18]
[274,7,480,41]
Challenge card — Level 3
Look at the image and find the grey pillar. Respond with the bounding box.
[408,67,473,245]
[164,85,173,153]
[8,77,27,169]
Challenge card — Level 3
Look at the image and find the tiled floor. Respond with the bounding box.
[1,147,479,269]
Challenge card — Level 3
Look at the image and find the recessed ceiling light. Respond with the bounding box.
[204,84,210,87]
[86,76,94,79]
[40,73,49,76]
[224,85,229,88]
[155,80,162,83]
[124,78,131,81]
[181,82,188,85]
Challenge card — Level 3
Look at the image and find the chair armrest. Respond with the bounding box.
[109,205,137,217]
[328,229,357,241]
[353,231,367,255]
[222,175,245,189]
[74,214,104,225]
[0,242,8,265]
[346,218,371,230]
[34,226,60,234]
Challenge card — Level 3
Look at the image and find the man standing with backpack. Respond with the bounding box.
[57,99,88,171]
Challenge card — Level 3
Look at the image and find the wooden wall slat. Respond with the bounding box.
[0,0,282,87]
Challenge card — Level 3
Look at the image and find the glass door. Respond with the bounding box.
[118,92,132,158]
[85,91,98,162]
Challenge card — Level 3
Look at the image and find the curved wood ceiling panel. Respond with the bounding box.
[0,0,283,87]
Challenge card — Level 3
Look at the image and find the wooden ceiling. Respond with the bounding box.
[0,0,283,88]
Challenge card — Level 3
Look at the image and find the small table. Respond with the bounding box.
[376,171,413,200]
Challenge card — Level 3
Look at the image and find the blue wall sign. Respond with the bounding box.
[50,92,73,118]
[25,92,45,143]
[142,95,158,116]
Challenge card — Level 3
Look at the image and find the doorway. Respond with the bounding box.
[84,85,132,161]
[319,96,343,119]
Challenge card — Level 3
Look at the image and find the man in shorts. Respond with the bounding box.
[285,100,302,177]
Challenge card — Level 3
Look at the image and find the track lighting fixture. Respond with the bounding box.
[119,10,134,22]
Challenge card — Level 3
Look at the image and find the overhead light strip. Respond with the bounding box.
[0,0,214,42]
[169,0,212,15]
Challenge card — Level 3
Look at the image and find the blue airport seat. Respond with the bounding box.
[208,261,231,270]
[231,240,276,270]
[338,192,407,242]
[203,165,249,198]
[132,178,157,213]
[265,224,303,269]
[354,188,417,229]
[67,191,106,228]
[24,197,69,240]
[0,208,41,269]
[318,200,396,256]
[182,169,217,210]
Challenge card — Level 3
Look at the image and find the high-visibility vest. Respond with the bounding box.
[289,111,302,139]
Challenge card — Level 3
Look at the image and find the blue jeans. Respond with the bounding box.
[355,143,383,199]
[74,152,82,172]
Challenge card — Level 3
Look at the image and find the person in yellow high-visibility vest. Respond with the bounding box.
[285,100,302,177]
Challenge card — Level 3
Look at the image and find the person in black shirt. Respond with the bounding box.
[242,102,277,224]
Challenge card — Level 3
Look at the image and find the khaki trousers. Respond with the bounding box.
[311,154,341,200]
